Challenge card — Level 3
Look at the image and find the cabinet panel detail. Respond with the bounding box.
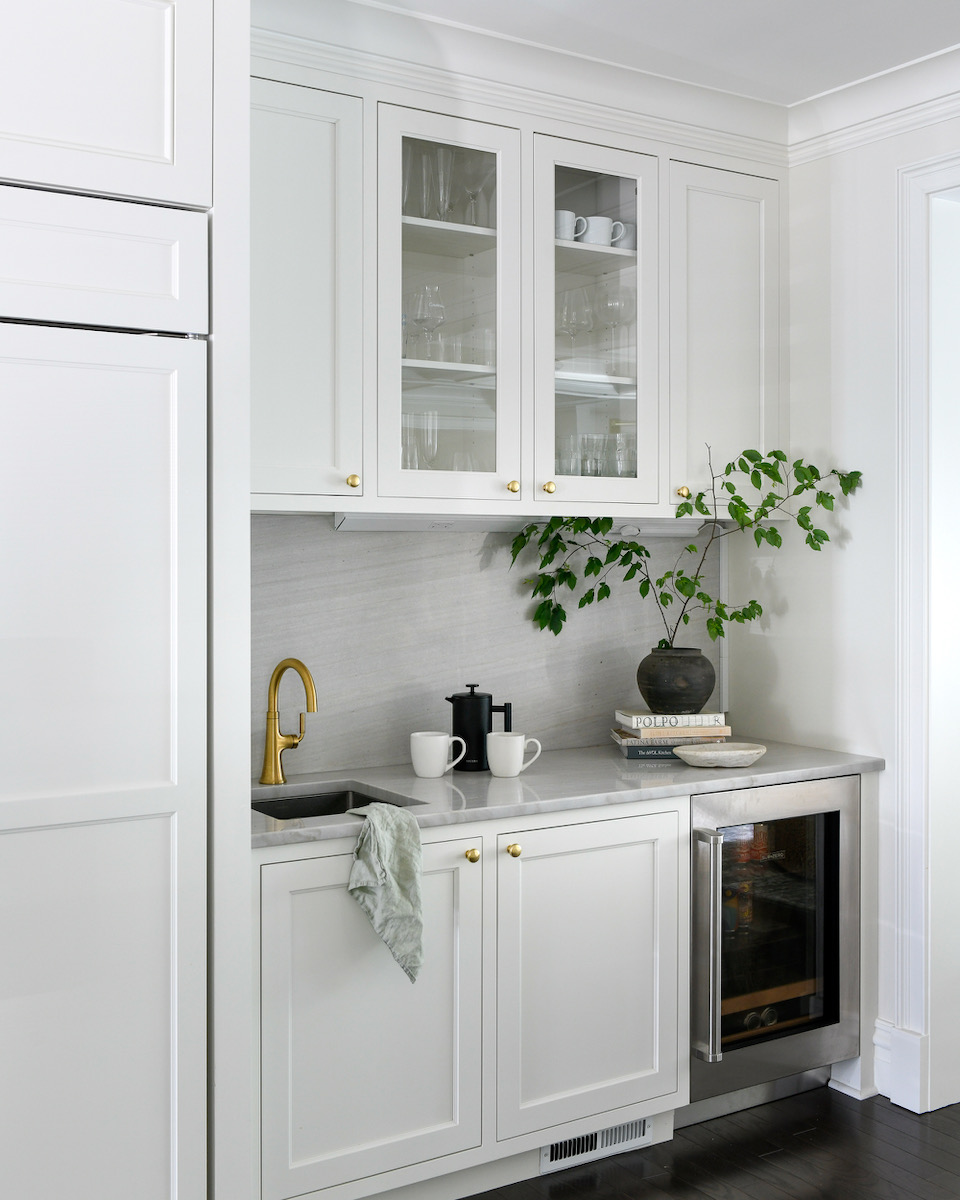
[0,186,208,332]
[0,815,177,1198]
[251,80,364,498]
[497,812,681,1139]
[669,162,781,497]
[260,838,482,1199]
[0,0,212,204]
[0,324,206,800]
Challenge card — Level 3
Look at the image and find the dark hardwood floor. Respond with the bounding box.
[467,1087,960,1200]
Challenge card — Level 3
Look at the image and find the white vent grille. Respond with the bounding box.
[539,1118,651,1173]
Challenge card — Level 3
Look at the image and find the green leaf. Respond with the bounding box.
[579,588,595,608]
[750,469,762,491]
[815,490,835,510]
[675,575,697,598]
[682,613,690,624]
[839,469,863,495]
[695,494,712,517]
[766,527,782,548]
[742,449,763,464]
[676,501,694,517]
[706,617,725,641]
[769,450,787,462]
[686,544,699,553]
[597,582,611,601]
[584,556,603,577]
[604,545,621,565]
[624,564,639,581]
[659,592,674,606]
[532,573,555,597]
[597,517,614,535]
[548,604,566,635]
[754,527,765,547]
[638,578,651,598]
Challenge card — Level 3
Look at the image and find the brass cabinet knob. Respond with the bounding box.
[346,474,361,488]
[506,843,522,857]
[464,848,480,863]
[542,481,557,494]
[676,485,691,498]
[506,480,520,493]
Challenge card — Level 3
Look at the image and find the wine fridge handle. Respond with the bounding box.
[692,827,724,1062]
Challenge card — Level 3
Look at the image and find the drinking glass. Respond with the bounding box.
[411,284,445,360]
[416,148,437,220]
[593,279,636,375]
[418,410,439,467]
[401,139,414,215]
[459,150,496,226]
[435,145,457,221]
[556,288,594,361]
[401,413,420,470]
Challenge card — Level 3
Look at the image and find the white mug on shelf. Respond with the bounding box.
[555,209,587,241]
[486,732,542,777]
[576,215,625,246]
[410,731,467,778]
[617,222,637,250]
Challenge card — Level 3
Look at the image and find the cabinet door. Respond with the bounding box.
[669,163,782,500]
[260,836,483,1199]
[497,812,681,1140]
[0,0,212,205]
[0,324,206,1198]
[251,80,364,503]
[534,136,660,507]
[378,105,522,502]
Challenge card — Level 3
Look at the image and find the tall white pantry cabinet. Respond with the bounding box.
[0,4,216,1198]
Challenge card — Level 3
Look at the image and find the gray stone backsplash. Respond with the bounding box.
[251,514,723,776]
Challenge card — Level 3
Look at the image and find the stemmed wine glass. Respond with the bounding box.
[411,284,445,360]
[593,280,636,375]
[556,288,594,363]
[459,150,496,226]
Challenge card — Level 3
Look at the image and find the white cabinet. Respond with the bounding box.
[251,79,365,502]
[0,0,213,205]
[249,70,784,519]
[496,811,682,1139]
[377,104,523,503]
[0,185,208,333]
[0,322,207,1198]
[669,162,782,499]
[256,801,687,1199]
[533,136,660,508]
[259,835,483,1199]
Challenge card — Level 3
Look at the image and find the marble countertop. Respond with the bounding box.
[251,739,884,850]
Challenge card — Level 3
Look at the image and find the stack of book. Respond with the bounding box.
[611,708,730,759]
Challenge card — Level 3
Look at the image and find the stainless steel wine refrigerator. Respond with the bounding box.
[686,775,860,1117]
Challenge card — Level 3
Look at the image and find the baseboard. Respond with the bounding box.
[873,1019,931,1113]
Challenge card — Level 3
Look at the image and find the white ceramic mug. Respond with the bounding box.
[555,209,587,241]
[411,731,467,778]
[617,222,637,250]
[486,732,542,777]
[576,215,625,246]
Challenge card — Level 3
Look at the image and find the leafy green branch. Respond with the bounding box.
[510,448,862,644]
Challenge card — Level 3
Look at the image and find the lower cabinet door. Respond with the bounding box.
[496,812,681,1140]
[259,837,483,1199]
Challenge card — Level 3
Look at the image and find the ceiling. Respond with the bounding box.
[351,0,960,106]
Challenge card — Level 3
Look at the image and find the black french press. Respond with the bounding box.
[445,683,512,771]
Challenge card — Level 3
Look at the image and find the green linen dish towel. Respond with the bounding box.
[348,802,423,982]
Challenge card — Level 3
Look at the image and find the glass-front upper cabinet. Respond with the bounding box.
[378,105,521,501]
[533,137,659,506]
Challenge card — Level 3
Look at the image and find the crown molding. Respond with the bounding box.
[789,91,960,166]
[789,48,960,165]
[251,28,788,170]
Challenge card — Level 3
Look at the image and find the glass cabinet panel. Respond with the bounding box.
[718,814,839,1049]
[379,107,521,500]
[534,137,659,505]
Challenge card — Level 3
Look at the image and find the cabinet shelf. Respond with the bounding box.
[403,360,496,383]
[402,216,497,259]
[555,239,637,277]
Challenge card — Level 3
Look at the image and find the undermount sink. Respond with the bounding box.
[251,788,424,821]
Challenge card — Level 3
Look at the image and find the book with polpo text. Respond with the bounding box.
[614,709,727,730]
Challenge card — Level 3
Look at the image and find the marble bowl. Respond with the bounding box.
[673,741,767,768]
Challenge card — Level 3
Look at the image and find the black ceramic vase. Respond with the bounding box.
[636,646,716,715]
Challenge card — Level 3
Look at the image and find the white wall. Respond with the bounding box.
[729,102,960,1110]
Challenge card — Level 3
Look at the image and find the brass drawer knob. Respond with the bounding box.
[465,848,480,863]
[346,474,361,488]
[506,480,520,493]
[542,481,556,494]
[676,485,691,498]
[506,843,522,857]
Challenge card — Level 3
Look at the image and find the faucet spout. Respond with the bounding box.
[259,657,319,786]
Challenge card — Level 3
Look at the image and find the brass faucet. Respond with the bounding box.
[259,658,319,785]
